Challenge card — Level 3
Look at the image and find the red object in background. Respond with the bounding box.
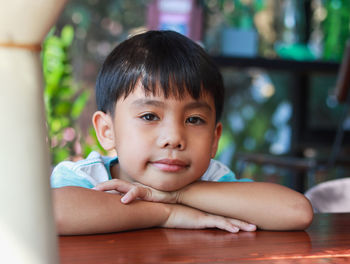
[335,40,350,103]
[147,0,203,42]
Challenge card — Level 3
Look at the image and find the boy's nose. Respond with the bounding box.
[157,123,186,150]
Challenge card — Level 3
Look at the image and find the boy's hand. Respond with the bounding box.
[94,179,179,204]
[163,204,257,233]
[94,179,257,233]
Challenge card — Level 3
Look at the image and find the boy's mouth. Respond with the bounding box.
[149,159,189,172]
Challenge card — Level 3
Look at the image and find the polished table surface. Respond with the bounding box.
[59,213,350,263]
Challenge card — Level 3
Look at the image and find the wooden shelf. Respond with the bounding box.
[212,55,346,146]
[212,56,340,73]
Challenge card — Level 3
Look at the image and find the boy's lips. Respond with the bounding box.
[150,159,189,172]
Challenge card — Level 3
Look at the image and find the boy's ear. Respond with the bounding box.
[211,122,223,158]
[92,111,116,151]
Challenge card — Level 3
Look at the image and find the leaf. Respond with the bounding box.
[53,147,70,164]
[51,119,62,133]
[71,90,90,119]
[54,101,72,116]
[216,129,233,156]
[61,25,75,47]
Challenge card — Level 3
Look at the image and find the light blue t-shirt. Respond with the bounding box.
[51,151,252,189]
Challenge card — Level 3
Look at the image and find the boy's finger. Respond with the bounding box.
[121,187,141,203]
[94,179,134,193]
[215,218,240,233]
[228,218,256,232]
[201,214,239,233]
[121,186,150,204]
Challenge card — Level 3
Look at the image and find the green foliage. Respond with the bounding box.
[218,0,265,29]
[42,25,102,165]
[323,0,350,61]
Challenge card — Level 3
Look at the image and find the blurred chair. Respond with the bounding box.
[305,178,350,212]
[236,40,350,193]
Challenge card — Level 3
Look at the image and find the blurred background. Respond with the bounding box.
[43,0,350,193]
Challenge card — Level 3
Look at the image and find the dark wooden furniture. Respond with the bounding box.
[213,56,341,148]
[59,213,350,263]
[213,55,348,193]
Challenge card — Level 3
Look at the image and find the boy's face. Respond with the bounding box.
[104,83,222,191]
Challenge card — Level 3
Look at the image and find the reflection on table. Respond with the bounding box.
[59,213,350,263]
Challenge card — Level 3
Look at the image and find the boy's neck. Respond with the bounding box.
[110,162,134,183]
[110,162,119,180]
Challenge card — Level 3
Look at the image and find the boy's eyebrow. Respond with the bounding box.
[184,101,213,112]
[131,99,213,112]
[131,99,165,107]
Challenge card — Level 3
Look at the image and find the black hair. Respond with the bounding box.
[96,30,224,121]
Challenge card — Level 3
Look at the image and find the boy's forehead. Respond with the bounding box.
[124,81,214,104]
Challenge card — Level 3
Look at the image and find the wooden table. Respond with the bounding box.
[59,213,350,263]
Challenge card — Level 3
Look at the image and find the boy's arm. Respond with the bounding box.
[53,186,168,235]
[52,186,255,235]
[96,180,313,231]
[177,181,314,231]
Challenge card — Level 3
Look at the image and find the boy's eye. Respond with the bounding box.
[186,116,205,125]
[140,113,159,121]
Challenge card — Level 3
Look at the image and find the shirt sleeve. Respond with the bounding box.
[51,161,95,189]
[201,159,253,182]
[217,170,253,182]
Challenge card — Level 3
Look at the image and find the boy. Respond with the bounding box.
[52,30,313,235]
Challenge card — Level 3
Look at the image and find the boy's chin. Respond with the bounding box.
[148,180,189,192]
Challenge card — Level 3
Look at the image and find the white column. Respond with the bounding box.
[0,1,67,263]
